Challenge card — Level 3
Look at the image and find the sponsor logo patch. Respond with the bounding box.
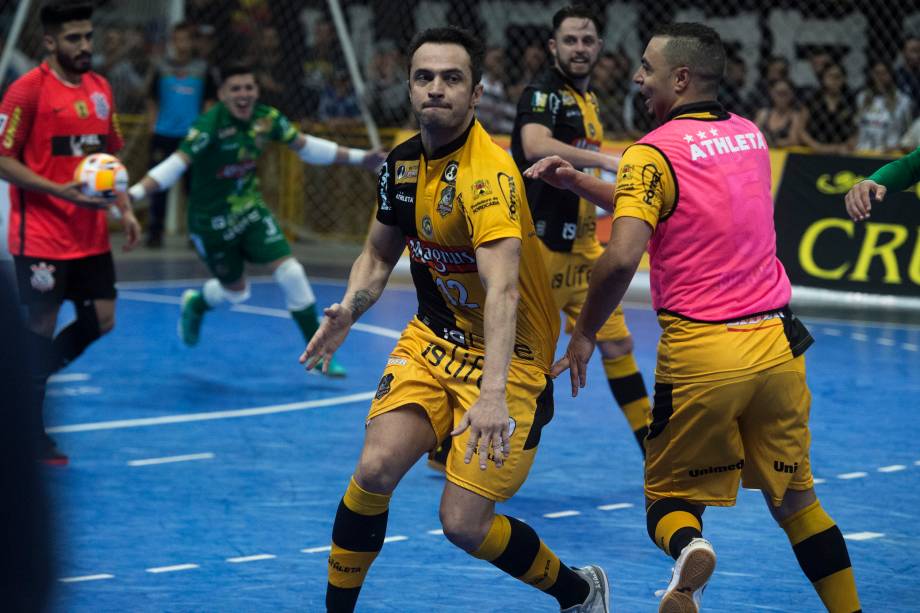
[395,160,419,184]
[74,100,89,119]
[421,215,433,237]
[471,179,492,197]
[386,357,407,366]
[375,373,394,400]
[406,237,477,274]
[442,160,459,184]
[437,185,455,217]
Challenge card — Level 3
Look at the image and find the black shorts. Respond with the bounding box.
[13,252,117,306]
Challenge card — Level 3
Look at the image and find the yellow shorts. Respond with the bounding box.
[540,243,630,342]
[645,355,814,507]
[368,318,554,502]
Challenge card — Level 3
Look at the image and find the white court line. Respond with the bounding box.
[301,545,332,554]
[119,291,402,339]
[59,574,114,583]
[877,338,896,346]
[877,465,906,473]
[843,532,884,541]
[850,333,868,341]
[543,510,580,519]
[837,472,868,480]
[384,535,409,544]
[128,452,215,467]
[427,529,444,535]
[716,571,757,578]
[822,328,841,336]
[226,554,276,564]
[915,460,920,466]
[813,478,827,484]
[47,391,376,434]
[47,373,91,383]
[146,564,199,574]
[597,503,634,511]
[904,344,918,352]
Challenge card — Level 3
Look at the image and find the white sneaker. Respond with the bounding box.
[561,565,610,613]
[658,538,715,613]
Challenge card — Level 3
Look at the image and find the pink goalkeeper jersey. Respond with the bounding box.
[638,107,790,321]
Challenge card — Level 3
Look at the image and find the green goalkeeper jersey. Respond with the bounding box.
[179,101,298,217]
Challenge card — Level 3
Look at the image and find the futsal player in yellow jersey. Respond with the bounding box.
[511,5,650,456]
[301,27,609,613]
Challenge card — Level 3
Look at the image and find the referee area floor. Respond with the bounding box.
[44,256,920,611]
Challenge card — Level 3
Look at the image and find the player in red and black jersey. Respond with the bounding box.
[0,2,141,465]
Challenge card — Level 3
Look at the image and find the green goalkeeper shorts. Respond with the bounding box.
[188,203,291,284]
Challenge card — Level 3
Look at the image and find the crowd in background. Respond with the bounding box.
[5,12,920,154]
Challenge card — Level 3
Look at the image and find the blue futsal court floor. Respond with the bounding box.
[45,277,920,612]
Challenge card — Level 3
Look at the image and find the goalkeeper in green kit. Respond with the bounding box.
[844,148,920,221]
[130,63,385,376]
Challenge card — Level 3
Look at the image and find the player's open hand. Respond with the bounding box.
[362,149,387,172]
[523,155,580,191]
[55,181,111,209]
[845,179,885,221]
[551,327,596,398]
[300,303,353,374]
[121,209,141,251]
[451,395,510,470]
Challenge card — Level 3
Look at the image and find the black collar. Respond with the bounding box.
[425,118,476,160]
[550,66,590,95]
[666,100,729,122]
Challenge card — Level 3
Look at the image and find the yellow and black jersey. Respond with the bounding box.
[376,119,559,373]
[511,67,604,255]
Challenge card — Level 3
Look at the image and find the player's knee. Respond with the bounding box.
[98,313,115,335]
[354,452,400,495]
[599,335,633,358]
[766,487,817,523]
[439,508,490,553]
[273,258,314,311]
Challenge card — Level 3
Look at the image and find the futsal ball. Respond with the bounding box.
[74,153,128,199]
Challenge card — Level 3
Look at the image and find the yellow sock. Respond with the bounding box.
[603,354,650,452]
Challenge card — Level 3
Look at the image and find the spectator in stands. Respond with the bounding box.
[93,26,149,114]
[304,17,346,118]
[799,62,856,154]
[145,21,209,248]
[895,34,920,118]
[366,39,410,127]
[855,60,912,153]
[476,46,516,134]
[748,55,790,113]
[317,69,362,126]
[720,54,750,117]
[252,25,304,120]
[592,50,630,139]
[754,78,804,148]
[193,24,221,104]
[508,41,546,105]
[0,32,37,91]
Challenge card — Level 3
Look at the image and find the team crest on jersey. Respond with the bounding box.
[442,161,459,184]
[395,160,419,184]
[29,262,56,293]
[421,215,433,237]
[74,100,89,119]
[375,373,394,400]
[437,185,455,217]
[471,179,492,197]
[91,92,110,119]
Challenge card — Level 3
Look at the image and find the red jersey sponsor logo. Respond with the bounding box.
[407,237,477,274]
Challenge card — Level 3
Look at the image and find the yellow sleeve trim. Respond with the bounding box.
[611,143,677,230]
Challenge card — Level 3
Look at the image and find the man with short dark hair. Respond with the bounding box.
[129,63,382,376]
[0,1,141,465]
[303,26,609,613]
[512,5,651,458]
[896,34,920,117]
[528,22,861,612]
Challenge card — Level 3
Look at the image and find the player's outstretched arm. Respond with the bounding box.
[288,134,386,172]
[451,237,520,470]
[844,180,885,221]
[0,155,110,209]
[520,123,620,171]
[299,219,404,374]
[127,151,192,203]
[524,155,617,211]
[553,216,650,397]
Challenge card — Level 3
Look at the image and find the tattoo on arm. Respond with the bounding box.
[348,289,377,320]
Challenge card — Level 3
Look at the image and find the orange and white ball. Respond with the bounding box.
[74,153,129,199]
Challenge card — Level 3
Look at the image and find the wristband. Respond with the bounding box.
[128,183,146,202]
[347,149,365,165]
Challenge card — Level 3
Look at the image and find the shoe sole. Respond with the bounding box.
[658,546,715,613]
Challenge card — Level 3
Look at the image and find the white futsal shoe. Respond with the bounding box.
[657,538,715,613]
[562,564,611,613]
